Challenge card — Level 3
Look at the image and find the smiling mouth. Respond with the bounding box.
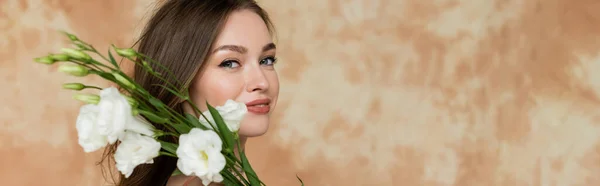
[246,99,271,114]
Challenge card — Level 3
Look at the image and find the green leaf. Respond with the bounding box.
[240,150,261,186]
[148,97,166,110]
[107,49,119,69]
[171,168,183,176]
[206,102,235,149]
[138,109,169,124]
[222,179,236,186]
[171,123,191,134]
[185,113,208,130]
[91,70,116,81]
[198,112,217,129]
[221,170,244,186]
[296,174,304,186]
[224,156,250,185]
[159,141,178,154]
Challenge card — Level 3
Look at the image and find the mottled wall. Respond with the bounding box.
[2,0,600,185]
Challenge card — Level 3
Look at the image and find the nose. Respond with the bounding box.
[245,66,269,92]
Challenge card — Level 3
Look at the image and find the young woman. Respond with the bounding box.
[101,0,280,185]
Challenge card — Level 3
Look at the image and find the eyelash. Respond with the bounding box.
[218,56,278,68]
[260,56,277,66]
[218,60,240,68]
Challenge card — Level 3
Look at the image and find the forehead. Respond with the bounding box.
[212,10,272,49]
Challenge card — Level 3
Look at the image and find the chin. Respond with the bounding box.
[238,120,270,137]
[240,129,268,137]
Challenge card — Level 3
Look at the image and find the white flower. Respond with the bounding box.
[176,128,226,186]
[126,116,155,136]
[96,87,133,143]
[198,99,247,132]
[74,87,156,153]
[75,104,108,153]
[115,132,161,178]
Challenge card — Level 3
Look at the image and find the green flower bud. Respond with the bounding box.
[124,96,139,108]
[73,93,100,104]
[34,56,55,64]
[50,54,70,61]
[141,61,159,74]
[132,108,139,116]
[58,64,89,77]
[61,48,91,61]
[113,46,137,58]
[62,83,85,91]
[62,32,79,41]
[112,72,135,90]
[75,43,91,51]
[152,130,163,137]
[142,61,149,66]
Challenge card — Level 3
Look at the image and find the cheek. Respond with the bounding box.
[196,73,244,107]
[268,71,280,95]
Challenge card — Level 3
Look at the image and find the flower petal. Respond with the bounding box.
[75,104,108,153]
[175,129,226,184]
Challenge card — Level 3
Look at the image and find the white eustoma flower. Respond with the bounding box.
[75,104,108,153]
[114,132,161,178]
[75,87,156,153]
[198,99,247,132]
[176,128,226,186]
[96,87,132,143]
[126,116,156,136]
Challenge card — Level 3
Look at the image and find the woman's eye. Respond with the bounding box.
[219,60,241,68]
[260,56,277,66]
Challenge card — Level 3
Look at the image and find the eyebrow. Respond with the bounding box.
[212,43,276,54]
[262,43,276,52]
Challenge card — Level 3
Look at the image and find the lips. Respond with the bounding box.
[245,98,271,114]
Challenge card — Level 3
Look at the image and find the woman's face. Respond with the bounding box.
[189,10,279,137]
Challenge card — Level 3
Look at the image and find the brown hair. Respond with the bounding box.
[100,0,275,185]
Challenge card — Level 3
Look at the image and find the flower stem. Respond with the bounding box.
[222,171,245,186]
[155,131,179,138]
[65,60,101,72]
[225,156,249,185]
[74,40,115,70]
[138,54,185,88]
[85,86,102,90]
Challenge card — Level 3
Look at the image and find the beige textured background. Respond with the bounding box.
[2,0,600,185]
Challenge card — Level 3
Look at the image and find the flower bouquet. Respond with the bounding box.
[33,32,304,186]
